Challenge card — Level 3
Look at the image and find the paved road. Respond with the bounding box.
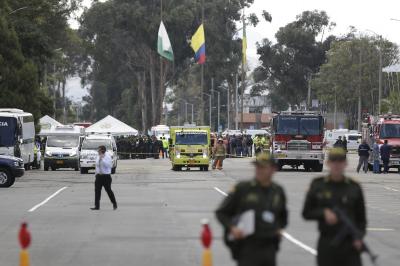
[1,154,399,266]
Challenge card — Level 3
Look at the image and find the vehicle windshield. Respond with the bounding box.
[348,135,360,141]
[154,130,169,135]
[276,116,322,135]
[175,132,208,145]
[81,139,112,150]
[47,136,79,148]
[0,117,18,147]
[380,124,400,138]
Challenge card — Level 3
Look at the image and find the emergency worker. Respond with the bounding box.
[162,137,169,159]
[213,138,226,170]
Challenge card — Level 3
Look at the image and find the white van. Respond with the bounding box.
[344,133,362,150]
[43,125,84,171]
[79,134,118,174]
[324,129,359,148]
[0,109,35,169]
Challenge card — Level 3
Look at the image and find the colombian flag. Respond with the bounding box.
[191,24,206,64]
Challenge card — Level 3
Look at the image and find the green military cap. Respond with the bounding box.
[253,153,276,167]
[328,147,347,161]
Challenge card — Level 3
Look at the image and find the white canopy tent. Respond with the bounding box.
[383,64,400,73]
[39,115,63,136]
[382,64,400,92]
[86,115,138,136]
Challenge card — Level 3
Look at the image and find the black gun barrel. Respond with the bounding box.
[332,206,378,266]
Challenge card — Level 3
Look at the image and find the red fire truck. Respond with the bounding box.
[271,111,325,172]
[362,114,400,170]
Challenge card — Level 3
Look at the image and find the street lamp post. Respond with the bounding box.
[202,92,212,128]
[366,29,383,115]
[220,87,230,130]
[211,78,220,132]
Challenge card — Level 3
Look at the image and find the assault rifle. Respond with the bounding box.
[331,206,378,266]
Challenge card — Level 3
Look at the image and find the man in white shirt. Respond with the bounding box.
[91,145,117,210]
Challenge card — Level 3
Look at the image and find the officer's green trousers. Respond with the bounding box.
[317,236,362,266]
[237,242,277,266]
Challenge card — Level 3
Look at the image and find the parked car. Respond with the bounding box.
[0,155,25,188]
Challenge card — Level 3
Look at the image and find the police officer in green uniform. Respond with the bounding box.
[216,153,288,266]
[302,148,367,266]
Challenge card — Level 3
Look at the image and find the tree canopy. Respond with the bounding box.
[253,10,336,110]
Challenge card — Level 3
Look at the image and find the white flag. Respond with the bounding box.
[157,21,174,61]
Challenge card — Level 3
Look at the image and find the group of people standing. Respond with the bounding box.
[116,135,169,159]
[225,134,254,157]
[334,136,392,174]
[356,139,391,174]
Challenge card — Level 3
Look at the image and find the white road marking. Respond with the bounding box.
[367,228,395,232]
[213,186,317,256]
[281,231,317,255]
[384,186,399,192]
[214,186,228,196]
[28,187,68,212]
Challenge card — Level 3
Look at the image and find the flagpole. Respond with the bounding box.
[160,0,164,125]
[201,0,205,126]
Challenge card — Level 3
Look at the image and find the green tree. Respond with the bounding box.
[80,0,258,131]
[312,34,398,127]
[253,10,336,109]
[0,0,51,124]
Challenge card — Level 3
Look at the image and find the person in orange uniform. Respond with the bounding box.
[213,138,226,170]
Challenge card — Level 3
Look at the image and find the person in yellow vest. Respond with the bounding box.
[263,136,271,154]
[213,138,226,170]
[161,136,169,159]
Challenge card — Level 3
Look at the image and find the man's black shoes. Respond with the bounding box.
[113,204,118,210]
[90,207,99,211]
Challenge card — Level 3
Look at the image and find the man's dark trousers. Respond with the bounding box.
[317,236,361,266]
[382,158,390,173]
[95,174,117,209]
[237,240,277,266]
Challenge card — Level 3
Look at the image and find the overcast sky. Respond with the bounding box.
[67,0,400,99]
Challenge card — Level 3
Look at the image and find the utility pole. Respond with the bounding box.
[177,105,181,126]
[240,10,246,130]
[217,90,220,132]
[185,102,188,123]
[53,62,56,119]
[378,38,383,115]
[220,87,230,130]
[200,0,205,125]
[160,0,164,126]
[191,104,194,124]
[334,88,337,129]
[211,78,221,132]
[202,92,212,128]
[307,75,312,110]
[235,74,239,130]
[358,49,363,132]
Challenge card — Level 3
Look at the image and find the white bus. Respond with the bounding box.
[0,109,35,169]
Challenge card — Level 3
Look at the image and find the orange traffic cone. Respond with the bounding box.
[201,219,213,266]
[19,223,31,266]
[159,150,163,158]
